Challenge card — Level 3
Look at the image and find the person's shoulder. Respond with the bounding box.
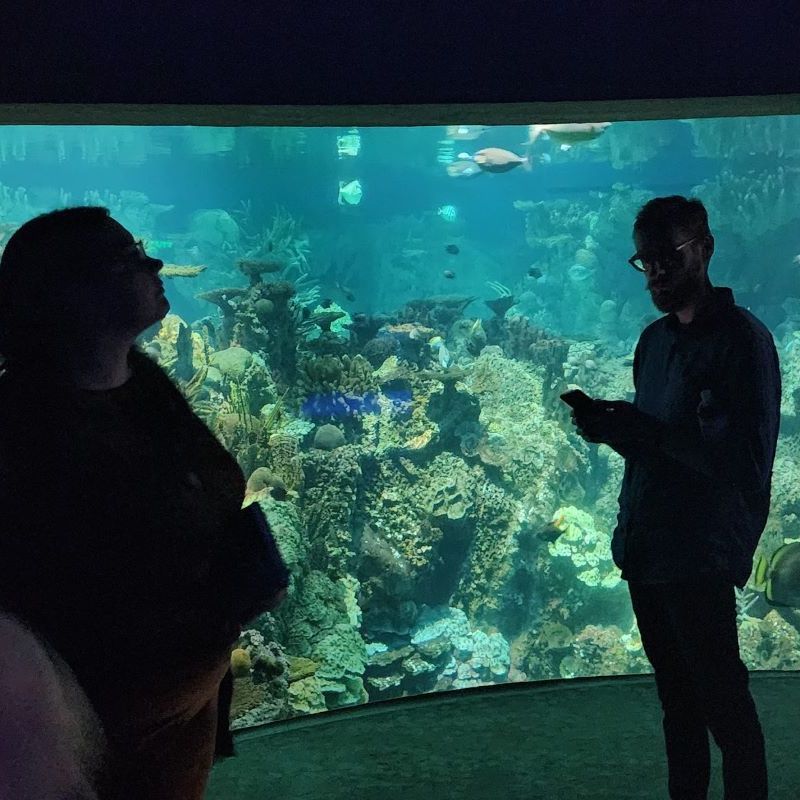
[129,348,181,392]
[637,314,668,349]
[129,348,199,418]
[729,305,776,353]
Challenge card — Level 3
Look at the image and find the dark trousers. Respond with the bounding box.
[629,579,767,800]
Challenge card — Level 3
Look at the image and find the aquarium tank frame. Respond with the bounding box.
[0,93,799,127]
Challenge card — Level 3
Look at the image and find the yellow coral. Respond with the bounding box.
[405,429,433,450]
[230,647,252,678]
[230,676,267,720]
[155,313,186,345]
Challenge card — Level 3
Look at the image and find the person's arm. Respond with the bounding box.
[655,331,781,492]
[604,339,666,463]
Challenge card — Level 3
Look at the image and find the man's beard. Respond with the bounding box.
[649,273,703,313]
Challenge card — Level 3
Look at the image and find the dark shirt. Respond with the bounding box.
[611,286,781,587]
[0,348,248,688]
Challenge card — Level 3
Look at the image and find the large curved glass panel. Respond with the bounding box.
[1,114,799,730]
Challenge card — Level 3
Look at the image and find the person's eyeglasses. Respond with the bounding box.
[109,240,161,274]
[628,235,701,273]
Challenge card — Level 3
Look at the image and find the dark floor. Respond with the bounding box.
[207,671,799,800]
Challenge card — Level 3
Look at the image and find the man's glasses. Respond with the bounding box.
[628,235,700,273]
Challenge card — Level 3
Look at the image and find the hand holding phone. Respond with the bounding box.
[560,389,595,413]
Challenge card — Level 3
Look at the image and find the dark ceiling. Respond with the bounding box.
[0,2,799,106]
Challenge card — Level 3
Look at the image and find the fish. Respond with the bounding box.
[568,264,594,283]
[446,160,482,178]
[437,205,458,222]
[524,122,612,146]
[754,542,800,606]
[445,244,459,255]
[536,522,564,543]
[267,240,274,252]
[445,125,489,140]
[793,254,800,265]
[336,129,361,158]
[528,266,543,279]
[428,336,452,368]
[320,298,333,308]
[443,270,456,279]
[338,179,363,206]
[470,318,484,335]
[473,148,531,173]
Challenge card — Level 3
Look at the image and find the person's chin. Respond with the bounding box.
[149,297,170,325]
[651,290,680,313]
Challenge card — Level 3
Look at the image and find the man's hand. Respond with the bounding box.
[571,400,658,446]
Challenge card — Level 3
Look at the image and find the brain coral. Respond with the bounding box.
[313,423,346,450]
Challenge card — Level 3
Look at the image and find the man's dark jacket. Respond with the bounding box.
[612,286,781,587]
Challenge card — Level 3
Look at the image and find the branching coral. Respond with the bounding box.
[688,116,800,160]
[513,198,596,256]
[692,166,800,241]
[300,445,363,573]
[234,204,311,276]
[297,354,379,422]
[547,505,620,589]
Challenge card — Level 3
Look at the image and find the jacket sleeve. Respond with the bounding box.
[656,330,781,492]
[605,338,666,464]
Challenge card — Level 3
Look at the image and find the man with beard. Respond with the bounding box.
[570,196,780,800]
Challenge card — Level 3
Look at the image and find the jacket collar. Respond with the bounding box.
[665,286,735,335]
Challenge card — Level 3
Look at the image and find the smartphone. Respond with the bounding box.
[560,389,595,412]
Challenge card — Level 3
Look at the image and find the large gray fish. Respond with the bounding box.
[524,122,612,146]
[445,125,489,140]
[473,148,531,174]
[446,159,482,178]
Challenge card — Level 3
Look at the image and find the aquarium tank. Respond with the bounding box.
[1,115,800,729]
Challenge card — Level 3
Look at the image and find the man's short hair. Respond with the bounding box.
[633,196,711,239]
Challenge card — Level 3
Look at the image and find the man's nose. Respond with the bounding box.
[647,260,667,279]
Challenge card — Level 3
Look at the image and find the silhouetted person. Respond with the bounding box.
[571,196,779,800]
[0,207,288,800]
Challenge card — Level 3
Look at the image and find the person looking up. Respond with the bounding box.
[0,206,287,800]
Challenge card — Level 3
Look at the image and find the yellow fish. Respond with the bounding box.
[753,542,800,606]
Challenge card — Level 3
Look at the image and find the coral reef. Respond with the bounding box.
[688,116,800,161]
[692,167,800,242]
[39,120,800,735]
[278,570,368,711]
[298,354,379,424]
[363,606,510,699]
[547,505,621,589]
[300,445,364,573]
[229,629,292,727]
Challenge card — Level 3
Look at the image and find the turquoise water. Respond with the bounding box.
[2,116,800,726]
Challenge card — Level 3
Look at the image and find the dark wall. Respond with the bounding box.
[1,1,799,105]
